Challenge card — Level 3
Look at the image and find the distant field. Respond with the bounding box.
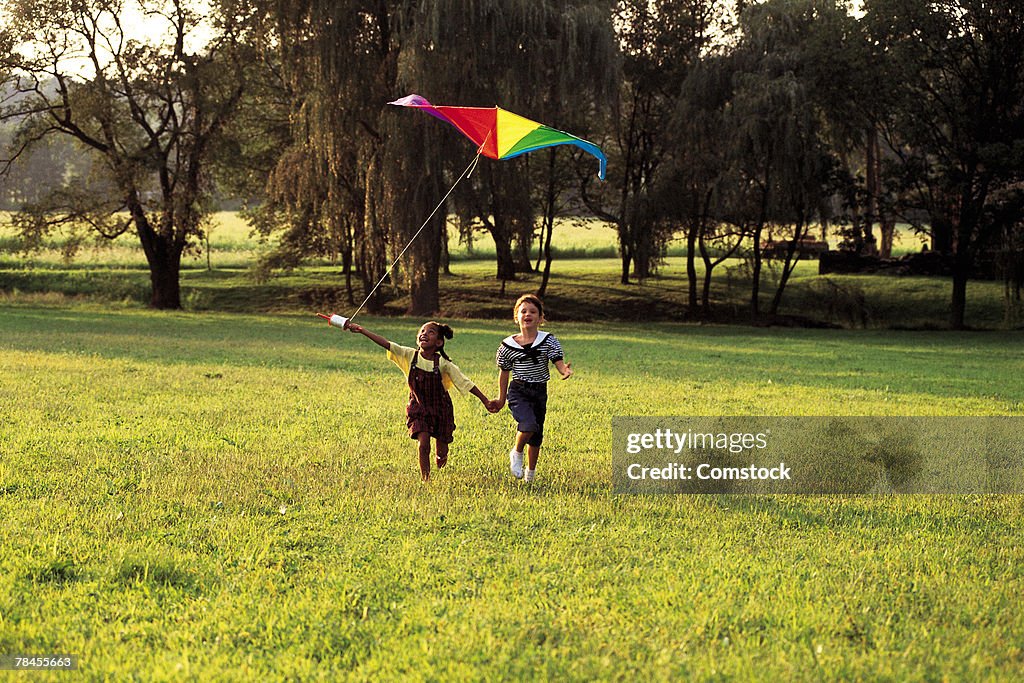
[0,256,1012,331]
[1,211,929,266]
[0,211,268,270]
[1,304,1022,679]
[2,212,1013,330]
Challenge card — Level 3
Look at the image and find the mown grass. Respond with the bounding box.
[4,212,985,331]
[1,303,1022,679]
[0,212,930,264]
[1,252,1014,331]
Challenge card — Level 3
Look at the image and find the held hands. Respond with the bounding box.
[486,398,505,413]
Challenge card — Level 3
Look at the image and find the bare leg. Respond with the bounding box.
[416,432,431,481]
[436,439,449,468]
[526,444,540,470]
[515,431,532,453]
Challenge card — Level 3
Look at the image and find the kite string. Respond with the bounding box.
[348,150,482,321]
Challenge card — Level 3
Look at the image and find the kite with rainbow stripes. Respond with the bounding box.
[388,94,607,180]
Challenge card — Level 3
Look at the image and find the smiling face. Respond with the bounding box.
[416,323,443,353]
[515,301,542,331]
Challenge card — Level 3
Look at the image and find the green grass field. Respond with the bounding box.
[0,211,932,263]
[1,303,1022,680]
[1,212,1022,679]
[1,212,1015,330]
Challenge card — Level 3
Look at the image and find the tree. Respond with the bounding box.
[582,0,721,285]
[663,41,735,318]
[865,0,1024,328]
[264,0,616,315]
[711,0,848,320]
[427,0,617,289]
[0,0,256,309]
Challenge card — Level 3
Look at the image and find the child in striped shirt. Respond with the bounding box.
[489,294,573,482]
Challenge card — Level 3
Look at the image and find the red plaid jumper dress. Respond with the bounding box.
[406,351,456,443]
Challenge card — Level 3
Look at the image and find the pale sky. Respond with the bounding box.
[10,0,214,79]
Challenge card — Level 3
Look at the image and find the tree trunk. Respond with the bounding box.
[879,219,896,259]
[441,220,452,276]
[686,222,698,315]
[538,215,555,297]
[407,211,442,316]
[149,251,183,309]
[751,165,771,322]
[701,269,713,314]
[951,267,968,330]
[133,203,184,310]
[405,156,442,316]
[537,150,557,296]
[141,233,184,310]
[342,218,355,305]
[631,222,656,280]
[619,238,632,285]
[950,237,973,330]
[770,219,805,315]
[751,223,763,321]
[491,228,517,281]
[864,127,879,255]
[513,217,534,273]
[932,215,954,254]
[408,271,439,316]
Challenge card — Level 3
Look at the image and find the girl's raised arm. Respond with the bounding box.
[347,322,391,350]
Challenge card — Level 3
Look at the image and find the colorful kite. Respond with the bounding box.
[388,94,607,180]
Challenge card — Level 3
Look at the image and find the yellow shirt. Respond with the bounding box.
[387,342,476,396]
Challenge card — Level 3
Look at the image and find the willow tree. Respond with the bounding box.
[265,0,616,314]
[266,0,462,314]
[427,0,617,285]
[665,50,738,318]
[254,1,392,309]
[710,0,845,321]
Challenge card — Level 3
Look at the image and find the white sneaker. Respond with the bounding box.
[509,449,524,479]
[524,469,535,483]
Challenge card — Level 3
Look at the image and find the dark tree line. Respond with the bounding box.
[2,0,1022,328]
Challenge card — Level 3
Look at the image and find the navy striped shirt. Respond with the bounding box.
[496,331,564,382]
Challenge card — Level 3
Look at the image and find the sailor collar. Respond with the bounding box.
[502,330,549,349]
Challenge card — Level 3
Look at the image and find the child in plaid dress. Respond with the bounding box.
[348,321,495,481]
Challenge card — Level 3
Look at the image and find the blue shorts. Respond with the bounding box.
[507,380,548,447]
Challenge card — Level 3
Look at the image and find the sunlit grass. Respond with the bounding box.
[1,304,1022,678]
[2,211,929,264]
[3,211,990,331]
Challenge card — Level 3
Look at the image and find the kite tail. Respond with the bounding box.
[349,150,483,321]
